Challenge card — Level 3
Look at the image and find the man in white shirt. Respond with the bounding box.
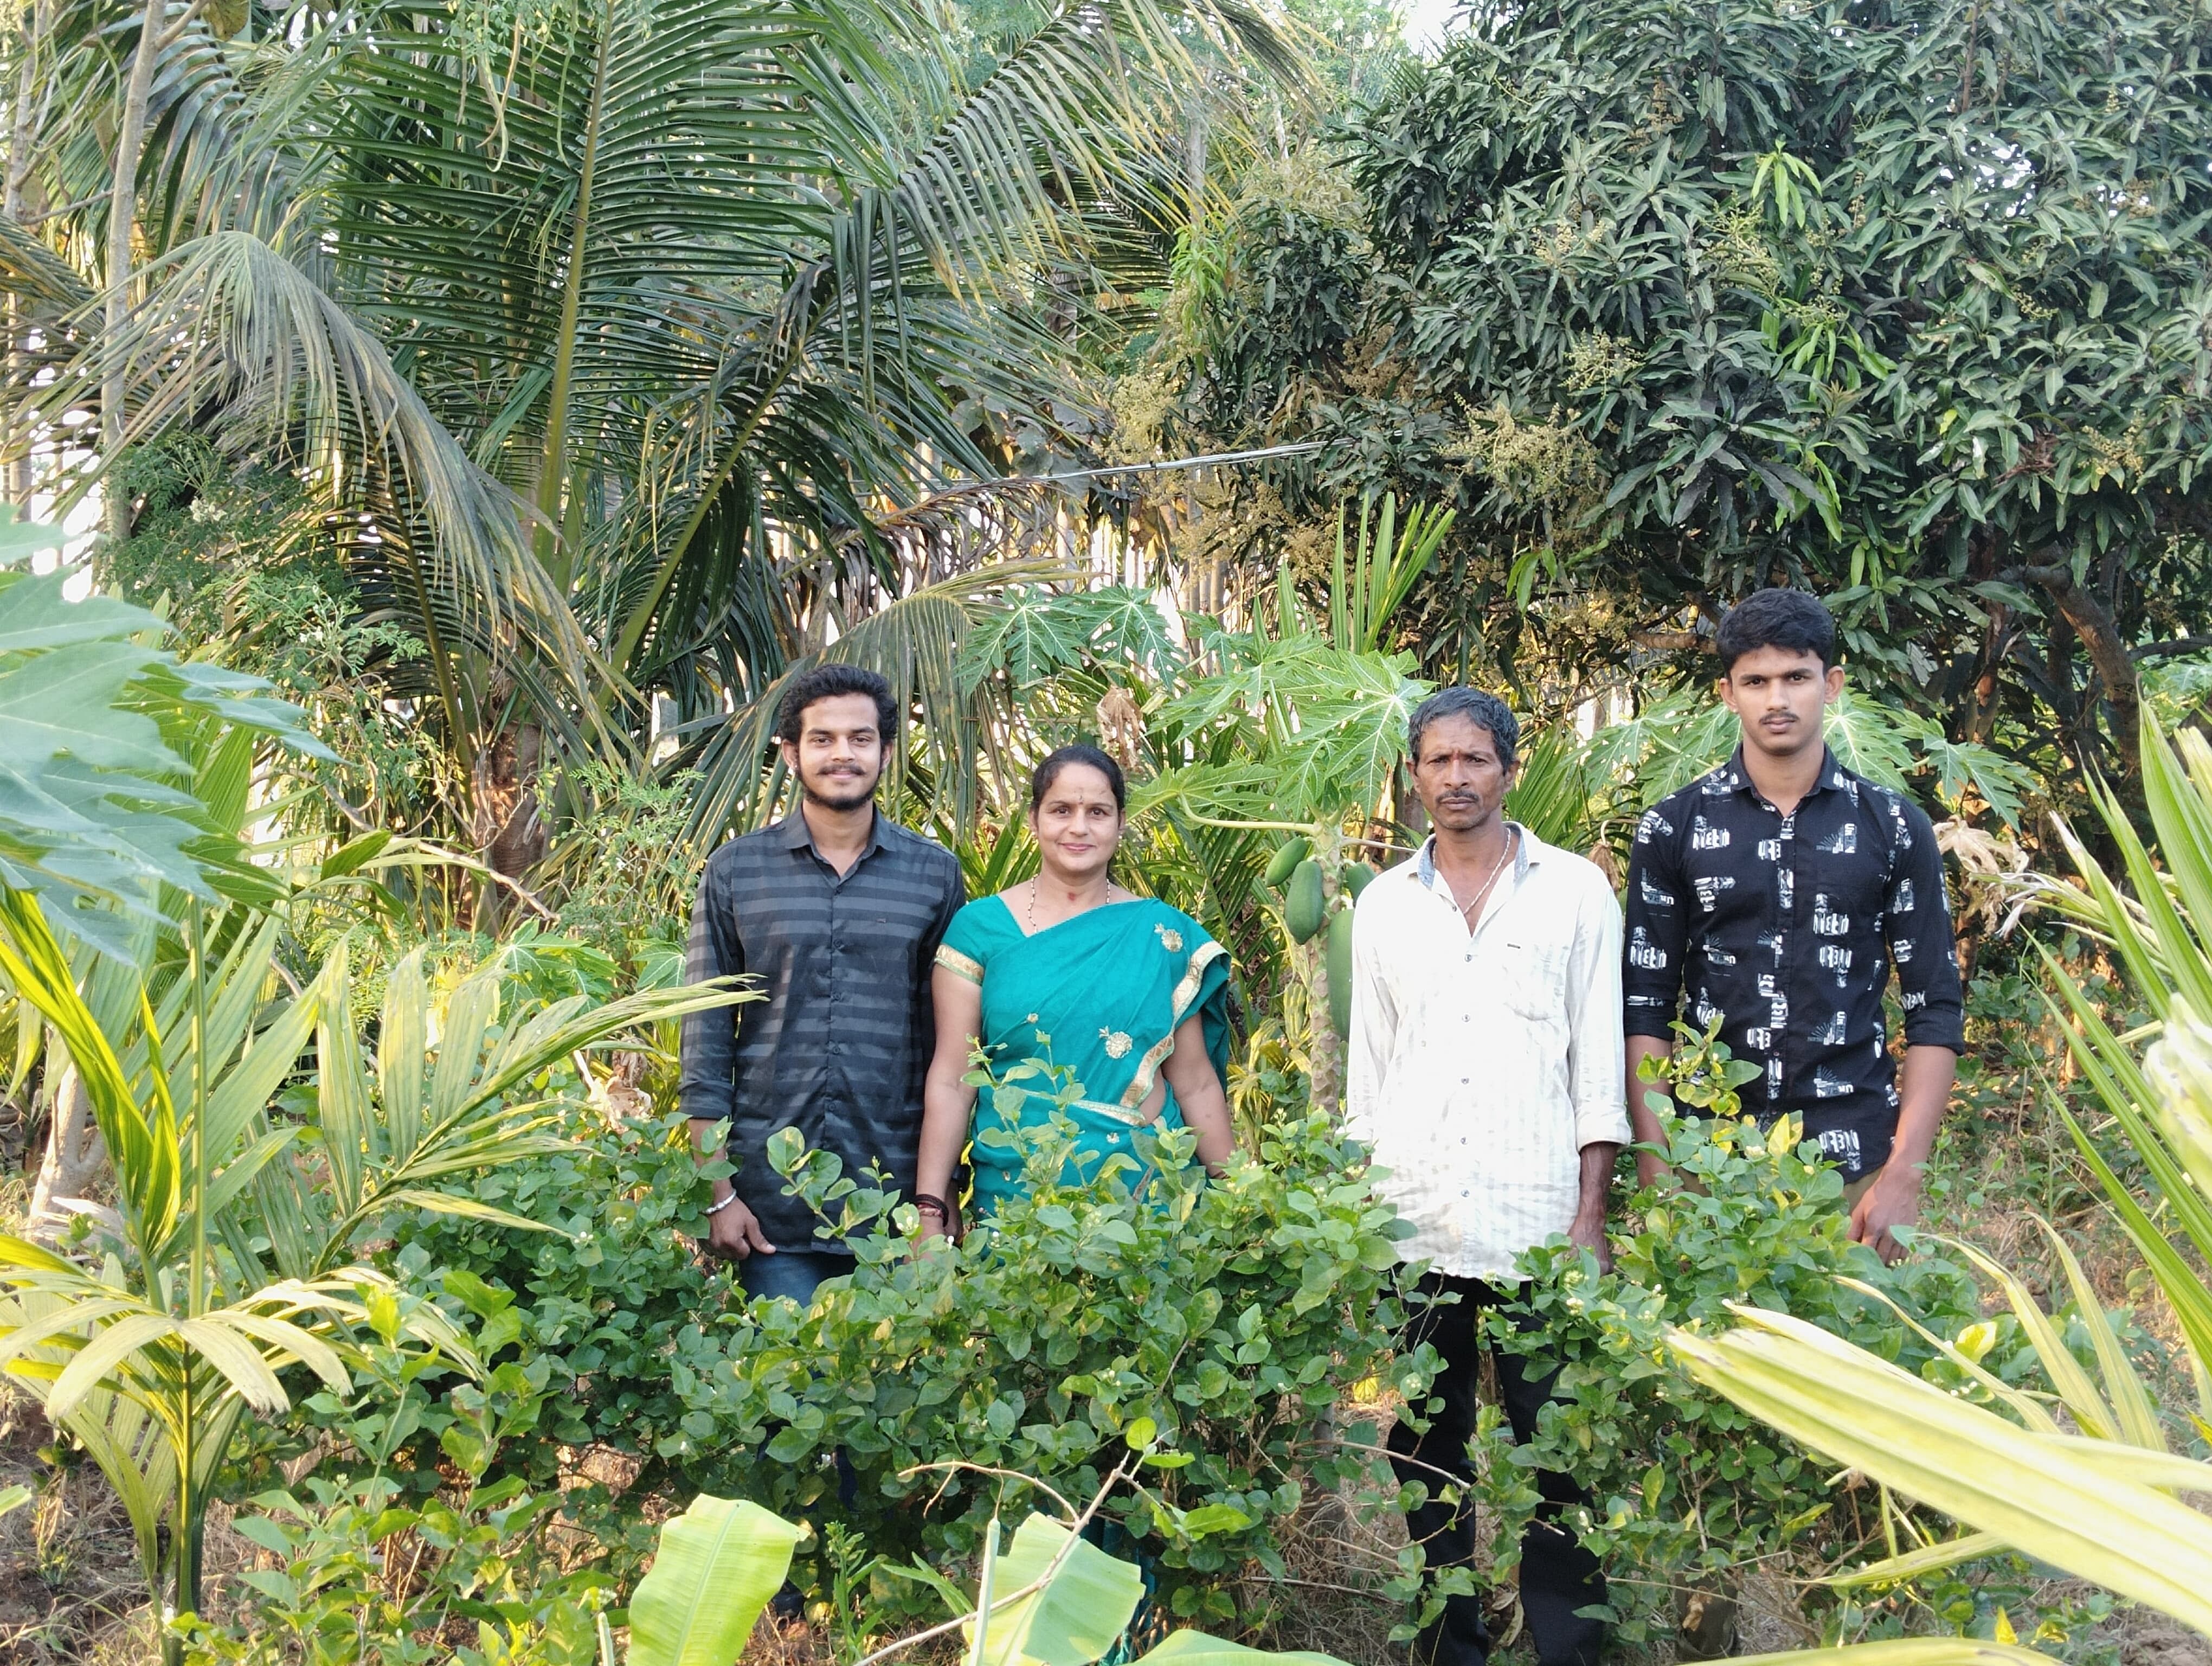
[1348,687,1628,1666]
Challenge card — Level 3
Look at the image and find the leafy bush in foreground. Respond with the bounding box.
[391,1101,738,1484]
[1470,1095,2101,1649]
[677,1108,1430,1630]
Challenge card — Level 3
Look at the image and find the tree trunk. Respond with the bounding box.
[5,0,52,507]
[101,0,170,546]
[472,687,545,930]
[28,1064,107,1244]
[2015,562,2140,773]
[1304,934,1341,1116]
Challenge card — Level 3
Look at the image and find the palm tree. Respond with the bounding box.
[3,0,1304,896]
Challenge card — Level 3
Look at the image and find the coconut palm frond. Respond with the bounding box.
[676,557,1079,847]
[51,233,602,694]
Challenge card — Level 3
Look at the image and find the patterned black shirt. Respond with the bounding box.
[1621,747,1964,1178]
[679,810,964,1250]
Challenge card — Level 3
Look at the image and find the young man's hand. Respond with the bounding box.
[706,1188,776,1260]
[1847,1167,1922,1265]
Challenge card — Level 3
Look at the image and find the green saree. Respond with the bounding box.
[935,894,1230,1211]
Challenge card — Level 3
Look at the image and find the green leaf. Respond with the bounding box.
[969,1513,1144,1666]
[628,1494,802,1666]
[1127,1631,1348,1666]
[1671,1306,2212,1630]
[0,508,65,568]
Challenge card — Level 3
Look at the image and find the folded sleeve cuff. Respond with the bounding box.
[1576,1104,1632,1148]
[1901,1017,1965,1052]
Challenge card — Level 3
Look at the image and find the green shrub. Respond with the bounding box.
[670,1104,1432,1631]
[183,1475,612,1666]
[1445,1024,2146,1656]
[387,1102,739,1484]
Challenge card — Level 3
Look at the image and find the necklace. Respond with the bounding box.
[1028,875,1115,933]
[1451,826,1516,927]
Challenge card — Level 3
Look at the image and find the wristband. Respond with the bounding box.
[914,1193,951,1218]
[704,1192,738,1218]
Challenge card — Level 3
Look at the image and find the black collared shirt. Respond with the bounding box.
[679,809,964,1250]
[1620,747,1964,1178]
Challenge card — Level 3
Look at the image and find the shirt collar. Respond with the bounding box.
[1415,820,1545,893]
[779,805,885,860]
[1722,745,1849,802]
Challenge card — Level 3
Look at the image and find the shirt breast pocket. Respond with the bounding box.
[1496,935,1570,1029]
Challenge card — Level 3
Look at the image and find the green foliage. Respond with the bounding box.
[1154,0,2212,771]
[0,884,745,1648]
[185,1311,621,1666]
[628,1495,801,1666]
[1345,0,2212,620]
[667,1110,1430,1630]
[1147,631,1427,828]
[2022,717,2212,1413]
[973,1511,1146,1666]
[962,588,1190,697]
[0,512,331,951]
[1587,687,2035,827]
[387,1102,740,1477]
[1470,1110,1997,1644]
[181,1475,612,1666]
[1323,494,1455,656]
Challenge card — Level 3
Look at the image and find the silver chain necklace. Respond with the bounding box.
[1453,826,1516,925]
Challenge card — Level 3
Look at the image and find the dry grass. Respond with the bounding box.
[0,1411,156,1665]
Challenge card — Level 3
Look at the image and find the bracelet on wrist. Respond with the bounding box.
[704,1192,738,1218]
[913,1193,951,1218]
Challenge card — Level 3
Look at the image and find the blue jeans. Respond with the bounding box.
[737,1247,852,1307]
[737,1247,859,1511]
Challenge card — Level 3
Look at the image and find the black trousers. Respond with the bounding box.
[1390,1273,1607,1666]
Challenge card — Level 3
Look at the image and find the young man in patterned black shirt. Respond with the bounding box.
[1621,589,1964,1263]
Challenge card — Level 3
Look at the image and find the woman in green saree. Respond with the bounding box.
[914,746,1234,1236]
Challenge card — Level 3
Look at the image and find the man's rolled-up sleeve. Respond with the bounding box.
[1566,872,1630,1148]
[1889,803,1966,1052]
[1621,805,1688,1041]
[678,858,742,1130]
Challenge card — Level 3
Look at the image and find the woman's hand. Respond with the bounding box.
[913,1193,959,1244]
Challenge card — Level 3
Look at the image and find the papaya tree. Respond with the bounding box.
[1127,494,1448,1110]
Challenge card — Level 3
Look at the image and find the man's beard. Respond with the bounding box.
[802,771,878,812]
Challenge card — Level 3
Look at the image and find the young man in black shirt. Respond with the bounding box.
[680,664,965,1303]
[1621,589,1963,1261]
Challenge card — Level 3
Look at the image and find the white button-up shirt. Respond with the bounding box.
[1346,823,1630,1280]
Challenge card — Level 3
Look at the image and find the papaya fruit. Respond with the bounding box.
[1327,907,1355,1039]
[1284,858,1326,943]
[1263,835,1311,888]
[1342,860,1377,899]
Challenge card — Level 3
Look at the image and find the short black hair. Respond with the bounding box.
[1407,687,1519,771]
[1030,744,1126,813]
[776,663,897,745]
[1716,588,1836,673]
